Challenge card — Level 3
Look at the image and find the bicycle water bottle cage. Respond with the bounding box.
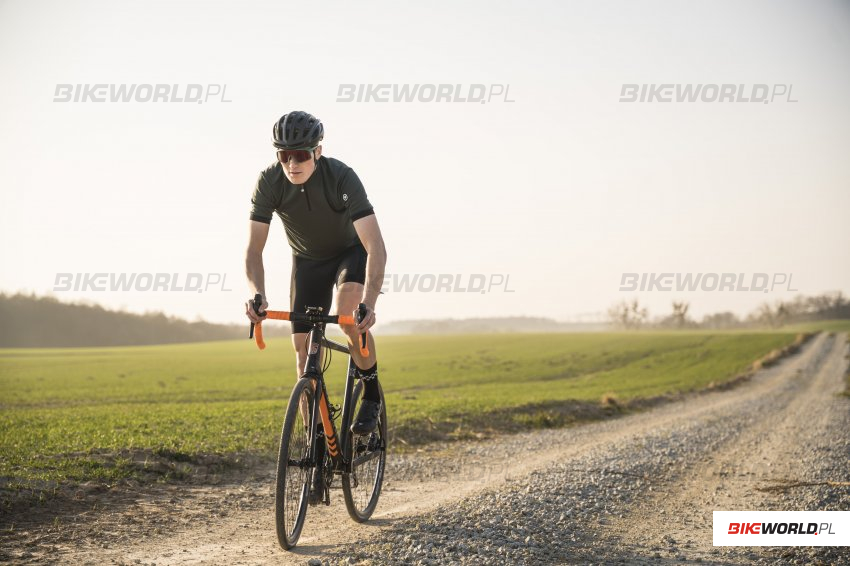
[329,403,341,422]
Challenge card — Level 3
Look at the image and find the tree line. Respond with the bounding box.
[0,293,288,347]
[608,292,850,330]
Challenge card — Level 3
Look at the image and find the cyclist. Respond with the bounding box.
[244,111,387,441]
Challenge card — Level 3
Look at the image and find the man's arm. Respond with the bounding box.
[353,214,387,317]
[245,220,270,321]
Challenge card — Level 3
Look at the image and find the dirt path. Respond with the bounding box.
[607,330,849,562]
[7,332,849,565]
[323,331,849,565]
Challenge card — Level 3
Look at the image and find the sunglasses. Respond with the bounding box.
[276,146,317,164]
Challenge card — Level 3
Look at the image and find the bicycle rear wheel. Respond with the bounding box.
[342,381,387,522]
[275,378,314,549]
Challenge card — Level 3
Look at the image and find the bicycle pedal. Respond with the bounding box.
[367,433,381,452]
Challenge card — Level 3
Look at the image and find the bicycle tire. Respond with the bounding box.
[275,377,314,549]
[342,381,387,522]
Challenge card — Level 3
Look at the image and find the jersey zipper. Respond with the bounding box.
[301,186,312,211]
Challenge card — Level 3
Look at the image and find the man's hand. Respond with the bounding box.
[245,295,268,323]
[355,304,376,333]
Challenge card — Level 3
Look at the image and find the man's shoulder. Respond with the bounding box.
[321,156,354,175]
[258,160,284,185]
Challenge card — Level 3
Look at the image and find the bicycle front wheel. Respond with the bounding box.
[275,377,314,549]
[342,381,387,522]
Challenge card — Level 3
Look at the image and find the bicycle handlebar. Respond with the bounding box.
[250,294,370,357]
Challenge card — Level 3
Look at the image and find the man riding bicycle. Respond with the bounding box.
[244,110,387,443]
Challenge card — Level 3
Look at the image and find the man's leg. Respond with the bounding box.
[291,332,310,377]
[290,254,336,503]
[335,281,381,434]
[289,253,335,380]
[335,282,377,368]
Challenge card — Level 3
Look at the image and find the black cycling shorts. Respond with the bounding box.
[289,244,368,334]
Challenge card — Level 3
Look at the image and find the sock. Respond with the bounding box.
[355,362,380,402]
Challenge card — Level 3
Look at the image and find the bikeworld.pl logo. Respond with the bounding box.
[713,511,848,546]
[380,273,515,294]
[619,273,798,293]
[336,84,515,103]
[53,273,233,293]
[53,84,232,103]
[619,84,797,103]
[727,522,834,535]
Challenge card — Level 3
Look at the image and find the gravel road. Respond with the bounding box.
[7,332,849,565]
[331,332,849,565]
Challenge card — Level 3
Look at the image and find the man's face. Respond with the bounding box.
[278,145,322,184]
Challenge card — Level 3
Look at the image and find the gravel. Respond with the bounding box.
[8,333,847,566]
[326,333,850,565]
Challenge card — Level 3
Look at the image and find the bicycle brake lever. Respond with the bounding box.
[250,293,264,339]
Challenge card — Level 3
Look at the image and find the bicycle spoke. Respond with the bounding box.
[275,380,314,549]
[343,385,386,523]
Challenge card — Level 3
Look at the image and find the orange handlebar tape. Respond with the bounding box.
[254,322,266,350]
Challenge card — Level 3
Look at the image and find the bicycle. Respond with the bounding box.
[249,294,387,550]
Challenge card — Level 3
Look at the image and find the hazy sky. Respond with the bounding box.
[1,0,848,326]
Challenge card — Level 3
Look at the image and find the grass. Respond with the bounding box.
[0,330,806,503]
[784,319,850,334]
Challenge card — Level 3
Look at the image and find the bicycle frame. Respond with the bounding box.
[301,322,361,473]
[253,297,385,547]
[249,296,380,473]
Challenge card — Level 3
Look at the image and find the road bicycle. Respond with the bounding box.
[249,294,387,550]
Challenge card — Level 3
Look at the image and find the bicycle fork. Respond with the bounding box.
[307,375,340,505]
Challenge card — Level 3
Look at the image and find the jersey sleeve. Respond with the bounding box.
[250,171,276,224]
[339,167,374,221]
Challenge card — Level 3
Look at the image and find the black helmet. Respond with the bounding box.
[272,111,324,149]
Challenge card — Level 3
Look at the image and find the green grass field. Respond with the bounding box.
[1,328,817,502]
[785,319,850,334]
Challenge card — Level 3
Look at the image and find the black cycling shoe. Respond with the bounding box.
[351,399,381,435]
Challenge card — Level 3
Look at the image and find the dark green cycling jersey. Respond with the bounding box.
[250,156,374,260]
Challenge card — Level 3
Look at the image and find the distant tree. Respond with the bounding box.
[671,301,692,328]
[657,301,694,329]
[701,311,740,329]
[0,292,289,347]
[608,299,649,330]
[749,302,786,328]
